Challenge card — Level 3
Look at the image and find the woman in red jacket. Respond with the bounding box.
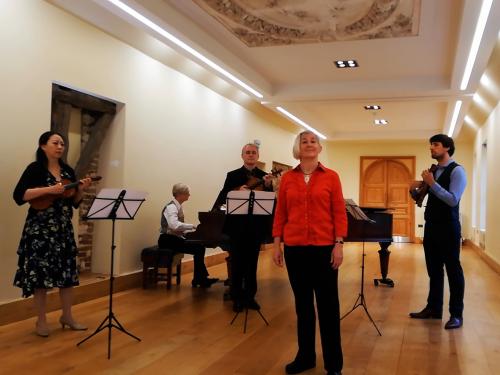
[273,130,347,375]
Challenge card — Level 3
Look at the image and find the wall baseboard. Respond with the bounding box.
[0,252,228,327]
[465,239,500,275]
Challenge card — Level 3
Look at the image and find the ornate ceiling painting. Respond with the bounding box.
[192,0,421,47]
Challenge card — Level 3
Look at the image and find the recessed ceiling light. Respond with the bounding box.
[460,0,493,90]
[335,60,358,68]
[447,100,462,136]
[374,119,388,125]
[364,105,381,110]
[276,106,327,140]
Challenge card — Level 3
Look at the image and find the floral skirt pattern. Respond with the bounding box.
[14,200,79,298]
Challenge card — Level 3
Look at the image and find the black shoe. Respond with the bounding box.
[191,278,219,288]
[233,301,244,313]
[285,360,315,374]
[246,299,260,310]
[444,316,463,329]
[409,307,442,319]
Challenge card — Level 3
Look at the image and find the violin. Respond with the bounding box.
[246,168,282,190]
[410,164,437,207]
[29,176,102,210]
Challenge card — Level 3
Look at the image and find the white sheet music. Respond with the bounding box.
[87,188,148,219]
[226,190,275,215]
[345,199,372,222]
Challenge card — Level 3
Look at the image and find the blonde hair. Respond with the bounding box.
[292,130,321,160]
[172,183,190,197]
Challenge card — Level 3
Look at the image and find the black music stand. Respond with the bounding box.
[341,201,382,336]
[226,190,274,333]
[77,188,146,358]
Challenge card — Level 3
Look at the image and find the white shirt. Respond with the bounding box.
[163,198,195,236]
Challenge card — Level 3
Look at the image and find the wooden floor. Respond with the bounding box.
[1,243,500,375]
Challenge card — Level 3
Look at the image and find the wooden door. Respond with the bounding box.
[360,157,415,242]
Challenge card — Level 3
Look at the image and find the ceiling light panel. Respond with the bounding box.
[335,60,359,68]
[374,119,388,125]
[103,0,263,98]
[364,105,381,110]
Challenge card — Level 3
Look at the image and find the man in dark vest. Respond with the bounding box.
[213,143,273,312]
[409,134,467,329]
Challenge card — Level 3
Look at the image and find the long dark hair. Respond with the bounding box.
[36,131,66,167]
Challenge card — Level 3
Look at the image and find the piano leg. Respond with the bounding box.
[374,242,394,287]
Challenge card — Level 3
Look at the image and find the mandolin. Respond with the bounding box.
[246,168,282,190]
[410,164,437,207]
[30,176,102,210]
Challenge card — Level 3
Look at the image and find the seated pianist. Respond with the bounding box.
[158,183,218,288]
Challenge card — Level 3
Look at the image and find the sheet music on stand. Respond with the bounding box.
[345,199,375,223]
[78,188,147,359]
[226,190,275,215]
[86,188,146,220]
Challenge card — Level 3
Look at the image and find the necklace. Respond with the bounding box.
[300,166,317,175]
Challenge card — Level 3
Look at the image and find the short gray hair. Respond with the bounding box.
[292,130,321,160]
[172,183,190,197]
[241,143,259,154]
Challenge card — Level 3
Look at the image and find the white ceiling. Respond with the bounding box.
[49,0,500,141]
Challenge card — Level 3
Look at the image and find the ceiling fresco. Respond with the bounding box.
[192,0,421,47]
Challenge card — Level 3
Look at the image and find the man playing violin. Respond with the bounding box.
[409,134,467,330]
[213,143,274,312]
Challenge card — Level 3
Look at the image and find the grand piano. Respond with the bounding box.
[344,199,394,287]
[185,211,228,249]
[186,200,394,287]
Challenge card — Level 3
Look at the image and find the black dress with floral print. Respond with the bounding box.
[13,162,79,298]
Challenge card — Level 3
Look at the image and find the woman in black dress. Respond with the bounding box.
[13,131,91,337]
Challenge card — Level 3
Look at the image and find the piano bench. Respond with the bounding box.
[141,245,184,290]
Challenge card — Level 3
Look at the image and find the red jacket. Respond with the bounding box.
[272,163,347,246]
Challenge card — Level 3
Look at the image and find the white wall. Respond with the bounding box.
[471,103,500,265]
[1,1,486,305]
[324,141,473,239]
[0,1,302,303]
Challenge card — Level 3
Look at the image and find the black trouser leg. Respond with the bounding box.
[230,243,243,303]
[314,249,342,372]
[230,241,260,302]
[444,221,465,317]
[284,246,316,363]
[423,230,444,314]
[159,234,208,282]
[244,246,260,300]
[183,243,208,282]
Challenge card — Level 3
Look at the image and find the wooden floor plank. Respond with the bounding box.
[1,243,499,374]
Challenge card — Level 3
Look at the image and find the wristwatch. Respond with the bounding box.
[335,240,344,244]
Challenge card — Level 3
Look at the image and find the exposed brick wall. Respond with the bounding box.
[77,112,100,272]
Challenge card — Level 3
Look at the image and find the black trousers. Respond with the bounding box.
[230,238,260,303]
[158,234,208,282]
[284,245,342,373]
[423,220,465,317]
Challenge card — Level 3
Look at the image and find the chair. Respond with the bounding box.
[141,245,184,289]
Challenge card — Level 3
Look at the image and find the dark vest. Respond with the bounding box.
[160,201,183,235]
[424,162,460,223]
